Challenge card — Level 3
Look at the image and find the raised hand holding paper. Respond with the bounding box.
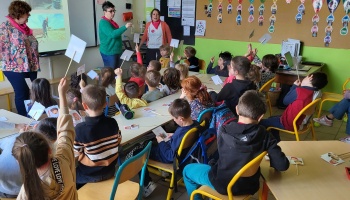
[64,34,87,77]
[119,49,134,68]
[133,33,140,43]
[28,101,45,121]
[170,39,180,48]
[87,70,98,80]
[77,64,86,76]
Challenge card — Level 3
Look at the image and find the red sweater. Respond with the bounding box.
[281,87,314,131]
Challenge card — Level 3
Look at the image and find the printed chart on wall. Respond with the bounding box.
[196,0,350,48]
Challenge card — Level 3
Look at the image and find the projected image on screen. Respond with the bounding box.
[28,14,66,41]
[25,0,62,10]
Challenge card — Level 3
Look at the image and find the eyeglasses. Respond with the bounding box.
[106,9,116,13]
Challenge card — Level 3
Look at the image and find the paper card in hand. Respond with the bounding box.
[321,152,345,166]
[152,126,170,142]
[45,105,59,118]
[170,39,180,48]
[65,34,87,63]
[77,64,86,76]
[87,70,98,79]
[133,33,140,43]
[28,101,45,121]
[120,50,134,61]
[287,156,304,165]
[211,75,223,85]
[259,33,272,44]
[24,100,31,112]
[25,78,32,89]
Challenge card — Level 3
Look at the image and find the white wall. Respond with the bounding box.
[0,0,146,110]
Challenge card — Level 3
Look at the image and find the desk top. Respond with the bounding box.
[261,141,350,200]
[0,109,31,139]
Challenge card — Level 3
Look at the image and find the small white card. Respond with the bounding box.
[120,50,134,61]
[25,78,32,89]
[259,33,272,44]
[28,101,45,121]
[87,70,98,79]
[77,64,86,76]
[321,152,345,166]
[170,39,180,48]
[152,126,170,142]
[287,156,304,165]
[133,33,140,43]
[211,75,223,85]
[0,116,8,121]
[65,34,87,63]
[45,105,59,118]
[24,100,31,112]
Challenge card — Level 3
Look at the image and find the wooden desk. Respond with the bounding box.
[275,64,323,85]
[261,141,350,200]
[0,109,31,139]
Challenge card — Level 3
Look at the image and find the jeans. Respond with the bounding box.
[183,163,215,200]
[330,98,350,134]
[100,52,120,69]
[259,115,284,142]
[146,48,160,66]
[3,71,37,116]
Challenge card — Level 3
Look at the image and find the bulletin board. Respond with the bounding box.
[196,0,350,49]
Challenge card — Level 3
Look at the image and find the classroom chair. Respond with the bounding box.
[259,77,276,117]
[267,98,321,141]
[147,121,205,200]
[197,107,214,123]
[104,94,119,116]
[77,141,152,200]
[316,78,350,120]
[190,151,267,200]
[198,59,206,74]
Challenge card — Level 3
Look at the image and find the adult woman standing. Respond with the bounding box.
[99,1,132,69]
[140,8,172,65]
[0,1,40,116]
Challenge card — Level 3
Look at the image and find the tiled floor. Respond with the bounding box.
[144,106,348,200]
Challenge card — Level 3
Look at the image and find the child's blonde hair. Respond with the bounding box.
[159,44,170,56]
[175,63,189,80]
[130,63,146,78]
[145,70,161,88]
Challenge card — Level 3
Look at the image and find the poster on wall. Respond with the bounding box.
[168,7,181,18]
[195,20,206,36]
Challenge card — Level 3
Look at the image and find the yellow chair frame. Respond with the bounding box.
[259,77,276,116]
[267,98,321,141]
[147,121,205,200]
[316,78,350,118]
[190,151,267,200]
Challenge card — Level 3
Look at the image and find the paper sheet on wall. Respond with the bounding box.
[146,0,154,7]
[155,0,161,10]
[182,17,195,26]
[182,0,196,18]
[168,7,181,18]
[195,20,206,36]
[183,26,190,36]
[168,0,181,7]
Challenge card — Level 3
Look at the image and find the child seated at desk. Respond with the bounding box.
[160,68,181,95]
[183,90,289,200]
[66,88,87,126]
[257,54,279,89]
[174,63,189,81]
[74,85,122,188]
[177,46,199,72]
[206,51,232,77]
[115,68,148,109]
[142,70,165,103]
[159,44,171,68]
[260,72,328,142]
[27,78,58,114]
[100,67,119,116]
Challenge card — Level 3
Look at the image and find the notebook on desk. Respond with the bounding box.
[284,52,311,71]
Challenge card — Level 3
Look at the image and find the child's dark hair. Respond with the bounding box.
[163,68,181,91]
[219,51,233,67]
[231,56,261,83]
[66,88,83,111]
[262,54,279,73]
[82,85,106,111]
[237,90,266,121]
[145,70,161,88]
[310,72,328,90]
[101,67,115,87]
[30,78,56,107]
[184,46,196,58]
[149,60,161,71]
[12,132,50,200]
[70,72,87,89]
[35,118,57,142]
[130,63,146,78]
[168,98,191,119]
[159,44,170,57]
[124,81,140,98]
[102,1,114,11]
[181,76,213,106]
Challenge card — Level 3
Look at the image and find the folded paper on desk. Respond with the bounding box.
[152,126,170,142]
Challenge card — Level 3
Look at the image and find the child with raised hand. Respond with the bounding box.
[27,78,58,113]
[183,90,289,200]
[160,68,181,95]
[177,46,199,72]
[260,72,328,142]
[180,76,214,121]
[115,68,147,108]
[12,77,78,200]
[257,54,279,89]
[142,70,165,102]
[74,84,122,188]
[214,56,260,114]
[206,51,232,77]
[159,44,171,68]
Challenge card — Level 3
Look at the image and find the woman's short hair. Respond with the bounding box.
[102,1,115,11]
[9,1,32,20]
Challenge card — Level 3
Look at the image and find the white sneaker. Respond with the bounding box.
[339,136,350,144]
[313,115,333,127]
[143,181,157,198]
